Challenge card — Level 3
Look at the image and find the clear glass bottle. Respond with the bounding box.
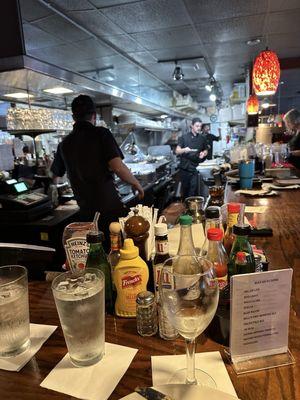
[177,215,197,256]
[223,203,241,255]
[205,228,228,290]
[86,231,114,314]
[153,223,178,340]
[227,224,256,280]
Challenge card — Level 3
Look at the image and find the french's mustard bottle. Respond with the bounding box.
[114,239,149,317]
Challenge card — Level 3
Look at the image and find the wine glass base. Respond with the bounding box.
[167,368,217,388]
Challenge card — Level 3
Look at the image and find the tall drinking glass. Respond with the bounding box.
[0,265,30,357]
[159,256,219,386]
[52,268,105,367]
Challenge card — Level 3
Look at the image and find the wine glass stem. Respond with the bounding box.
[185,338,197,385]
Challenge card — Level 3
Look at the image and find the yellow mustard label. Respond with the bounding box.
[227,212,239,228]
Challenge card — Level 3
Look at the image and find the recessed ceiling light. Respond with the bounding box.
[246,38,261,46]
[209,93,217,101]
[205,84,212,92]
[160,114,168,119]
[43,87,74,94]
[261,98,270,109]
[4,92,33,99]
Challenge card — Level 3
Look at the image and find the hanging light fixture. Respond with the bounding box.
[173,61,184,81]
[261,98,270,109]
[246,93,259,115]
[252,49,280,96]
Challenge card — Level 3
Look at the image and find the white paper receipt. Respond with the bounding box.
[230,269,293,363]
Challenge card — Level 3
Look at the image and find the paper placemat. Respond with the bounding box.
[40,342,138,400]
[151,351,236,397]
[0,323,57,372]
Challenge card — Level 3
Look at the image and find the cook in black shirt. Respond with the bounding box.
[176,118,208,198]
[51,95,144,248]
[201,124,221,160]
[283,108,300,171]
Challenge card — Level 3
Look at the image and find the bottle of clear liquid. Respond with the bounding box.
[153,223,179,340]
[205,228,228,290]
[177,215,197,256]
[86,231,114,314]
[201,206,222,256]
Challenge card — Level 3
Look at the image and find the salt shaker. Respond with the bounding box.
[136,291,158,337]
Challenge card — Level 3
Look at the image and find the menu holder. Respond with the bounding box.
[228,269,295,375]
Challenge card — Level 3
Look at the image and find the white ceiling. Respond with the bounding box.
[17,0,300,112]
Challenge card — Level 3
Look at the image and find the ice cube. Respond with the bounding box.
[84,273,96,283]
[56,281,70,292]
[73,285,89,298]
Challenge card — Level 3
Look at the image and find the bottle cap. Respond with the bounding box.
[154,223,168,236]
[109,222,121,234]
[205,206,220,219]
[136,291,155,306]
[207,227,223,241]
[179,214,193,226]
[86,230,104,243]
[233,224,251,235]
[227,203,241,213]
[120,238,139,259]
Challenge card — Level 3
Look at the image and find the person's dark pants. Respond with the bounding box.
[180,169,198,199]
[79,206,128,253]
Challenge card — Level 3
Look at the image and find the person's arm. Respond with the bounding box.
[50,143,66,180]
[175,145,193,155]
[109,157,144,199]
[290,150,300,157]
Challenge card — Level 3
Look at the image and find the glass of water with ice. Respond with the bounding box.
[0,265,30,357]
[52,268,105,367]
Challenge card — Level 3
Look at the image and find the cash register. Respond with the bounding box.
[0,179,52,222]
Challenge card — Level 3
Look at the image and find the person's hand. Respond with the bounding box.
[132,182,144,200]
[199,150,208,159]
[184,147,193,153]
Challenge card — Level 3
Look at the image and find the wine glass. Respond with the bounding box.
[159,255,219,387]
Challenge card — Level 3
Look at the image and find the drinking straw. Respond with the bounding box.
[93,211,100,229]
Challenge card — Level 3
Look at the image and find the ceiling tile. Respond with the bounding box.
[100,0,190,33]
[267,9,300,35]
[67,10,123,36]
[33,15,90,42]
[203,40,261,58]
[270,0,300,12]
[19,0,53,22]
[131,26,199,51]
[90,0,138,6]
[127,51,157,65]
[184,0,268,23]
[48,0,93,11]
[195,14,265,43]
[23,24,63,50]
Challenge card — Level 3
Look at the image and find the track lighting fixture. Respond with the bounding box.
[173,61,184,81]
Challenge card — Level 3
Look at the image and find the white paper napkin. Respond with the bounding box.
[0,323,57,372]
[151,351,236,397]
[40,342,138,400]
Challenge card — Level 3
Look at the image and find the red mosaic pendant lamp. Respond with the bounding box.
[246,93,259,115]
[252,49,280,96]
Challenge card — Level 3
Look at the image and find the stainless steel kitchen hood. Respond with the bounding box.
[0,54,188,117]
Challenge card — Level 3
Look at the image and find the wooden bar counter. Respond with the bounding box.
[0,186,299,400]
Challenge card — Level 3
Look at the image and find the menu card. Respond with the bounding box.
[230,269,293,363]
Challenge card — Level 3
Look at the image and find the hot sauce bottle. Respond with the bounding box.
[206,228,228,290]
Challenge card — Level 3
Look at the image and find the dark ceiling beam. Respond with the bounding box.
[280,58,300,70]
